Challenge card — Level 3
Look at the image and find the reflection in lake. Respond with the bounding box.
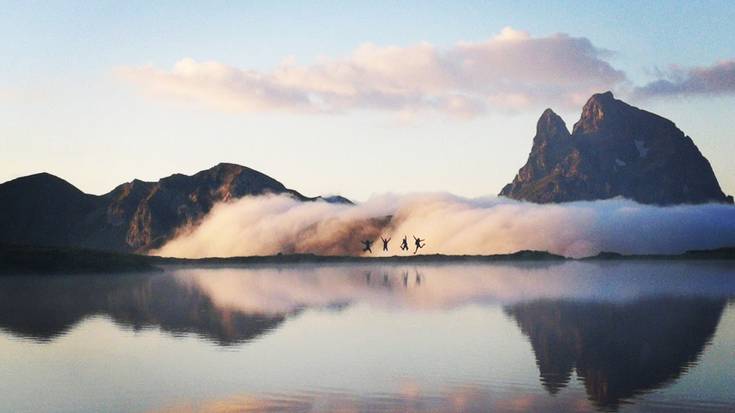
[505,298,725,411]
[0,274,285,345]
[0,261,734,412]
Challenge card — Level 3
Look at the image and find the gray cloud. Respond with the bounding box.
[635,60,735,97]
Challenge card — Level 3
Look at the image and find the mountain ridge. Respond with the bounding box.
[0,163,351,253]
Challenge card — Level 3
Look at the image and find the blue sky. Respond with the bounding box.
[1,1,734,200]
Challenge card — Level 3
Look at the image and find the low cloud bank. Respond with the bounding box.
[152,194,735,259]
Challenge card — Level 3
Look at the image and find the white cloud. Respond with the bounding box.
[119,27,626,117]
[152,193,735,259]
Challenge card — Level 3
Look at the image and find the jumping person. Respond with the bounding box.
[400,236,409,251]
[361,239,374,253]
[381,236,391,252]
[413,236,426,255]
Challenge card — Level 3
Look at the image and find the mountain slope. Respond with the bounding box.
[0,173,103,247]
[500,92,733,205]
[0,163,350,252]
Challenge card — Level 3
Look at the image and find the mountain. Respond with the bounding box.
[500,92,733,205]
[0,163,350,252]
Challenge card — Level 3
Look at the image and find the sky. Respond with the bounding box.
[1,0,734,202]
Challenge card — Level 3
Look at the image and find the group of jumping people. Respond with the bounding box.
[361,235,426,254]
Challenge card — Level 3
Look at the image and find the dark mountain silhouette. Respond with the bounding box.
[0,163,350,253]
[500,92,733,205]
[504,297,726,411]
[0,273,285,345]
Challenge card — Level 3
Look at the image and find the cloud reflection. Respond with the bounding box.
[172,261,735,315]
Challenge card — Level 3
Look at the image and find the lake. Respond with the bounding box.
[1,261,734,413]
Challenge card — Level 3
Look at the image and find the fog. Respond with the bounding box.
[152,194,735,258]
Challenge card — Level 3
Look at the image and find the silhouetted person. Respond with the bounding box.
[381,236,391,252]
[400,236,409,251]
[413,236,426,254]
[402,272,409,288]
[361,239,374,253]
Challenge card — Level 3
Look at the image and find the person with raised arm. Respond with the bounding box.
[380,236,391,252]
[412,236,426,255]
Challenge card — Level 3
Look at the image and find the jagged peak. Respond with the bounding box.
[588,90,615,103]
[573,91,629,135]
[501,91,731,205]
[536,108,570,140]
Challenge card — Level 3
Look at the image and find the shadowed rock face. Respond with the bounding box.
[504,297,726,411]
[500,92,733,205]
[0,163,350,252]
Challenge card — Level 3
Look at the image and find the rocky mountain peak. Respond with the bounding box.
[501,92,732,205]
[536,108,570,142]
[572,91,626,135]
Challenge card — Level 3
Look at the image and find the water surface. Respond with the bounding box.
[1,261,734,412]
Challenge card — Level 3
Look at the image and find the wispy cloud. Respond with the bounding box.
[635,60,735,98]
[118,27,626,117]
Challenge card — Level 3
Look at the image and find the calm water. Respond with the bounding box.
[1,261,734,413]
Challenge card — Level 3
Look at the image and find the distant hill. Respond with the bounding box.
[0,163,350,253]
[500,92,733,205]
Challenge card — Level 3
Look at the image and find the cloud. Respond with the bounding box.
[635,60,735,98]
[151,193,735,259]
[119,27,626,117]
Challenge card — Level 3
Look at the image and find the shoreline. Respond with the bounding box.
[1,244,733,275]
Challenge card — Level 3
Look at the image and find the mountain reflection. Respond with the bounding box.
[0,274,285,345]
[0,261,733,353]
[504,298,727,411]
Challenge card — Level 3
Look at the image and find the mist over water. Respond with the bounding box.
[153,194,735,258]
